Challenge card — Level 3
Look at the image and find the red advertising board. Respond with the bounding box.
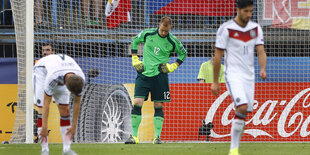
[263,0,310,29]
[162,83,310,141]
[153,0,235,16]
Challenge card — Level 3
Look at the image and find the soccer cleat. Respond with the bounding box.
[124,135,139,144]
[41,150,49,155]
[228,148,240,155]
[62,149,77,155]
[153,136,163,144]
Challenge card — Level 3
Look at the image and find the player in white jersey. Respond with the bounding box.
[211,0,267,155]
[34,54,85,155]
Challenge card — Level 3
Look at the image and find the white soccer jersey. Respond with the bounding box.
[34,54,85,102]
[215,20,264,81]
[33,60,48,106]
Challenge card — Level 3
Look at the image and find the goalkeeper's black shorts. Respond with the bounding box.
[134,73,171,102]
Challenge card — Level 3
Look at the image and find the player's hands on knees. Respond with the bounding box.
[40,127,49,140]
[132,55,144,73]
[260,69,267,80]
[159,63,178,73]
[66,127,76,139]
[211,83,220,96]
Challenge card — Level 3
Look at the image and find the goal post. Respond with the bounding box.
[25,0,34,144]
[10,0,34,143]
[9,0,310,144]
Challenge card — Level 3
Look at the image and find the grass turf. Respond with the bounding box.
[0,143,309,155]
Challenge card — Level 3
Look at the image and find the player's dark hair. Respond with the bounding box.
[66,74,84,96]
[237,0,254,9]
[160,16,172,27]
[42,42,54,51]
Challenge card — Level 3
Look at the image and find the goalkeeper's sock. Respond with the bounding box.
[37,115,49,152]
[131,105,142,137]
[153,107,164,139]
[230,119,245,150]
[60,116,71,152]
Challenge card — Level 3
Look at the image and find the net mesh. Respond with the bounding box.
[9,0,28,143]
[10,0,310,143]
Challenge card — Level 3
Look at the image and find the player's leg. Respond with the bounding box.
[229,104,247,155]
[34,82,49,154]
[93,0,102,24]
[125,73,150,144]
[151,73,170,144]
[226,81,248,155]
[82,0,91,25]
[153,102,164,144]
[54,87,76,154]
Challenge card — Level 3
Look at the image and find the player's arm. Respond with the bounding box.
[131,30,148,73]
[213,49,224,84]
[174,38,187,66]
[40,92,52,139]
[256,45,267,79]
[159,37,187,73]
[67,95,81,138]
[211,48,224,96]
[211,25,228,96]
[255,25,267,80]
[131,30,148,54]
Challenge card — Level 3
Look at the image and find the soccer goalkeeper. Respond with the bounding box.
[125,16,187,144]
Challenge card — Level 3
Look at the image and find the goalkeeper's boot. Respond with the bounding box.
[62,149,77,155]
[153,136,163,144]
[124,135,139,144]
[228,148,240,155]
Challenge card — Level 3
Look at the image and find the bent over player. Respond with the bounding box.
[34,54,85,155]
[211,0,267,155]
[125,16,187,144]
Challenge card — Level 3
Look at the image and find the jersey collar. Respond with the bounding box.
[156,28,169,38]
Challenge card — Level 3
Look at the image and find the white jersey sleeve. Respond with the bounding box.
[255,25,264,45]
[215,25,229,50]
[44,74,64,96]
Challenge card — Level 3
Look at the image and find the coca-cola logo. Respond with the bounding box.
[206,88,310,139]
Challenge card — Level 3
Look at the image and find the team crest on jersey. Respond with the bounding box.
[165,43,170,49]
[250,30,256,38]
[236,97,240,103]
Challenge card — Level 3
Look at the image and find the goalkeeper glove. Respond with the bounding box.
[132,55,144,73]
[158,63,178,73]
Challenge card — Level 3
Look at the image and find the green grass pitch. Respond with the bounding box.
[0,143,309,155]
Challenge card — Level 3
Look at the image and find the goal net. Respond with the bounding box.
[10,0,310,143]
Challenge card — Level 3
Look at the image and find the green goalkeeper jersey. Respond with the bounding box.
[131,28,187,77]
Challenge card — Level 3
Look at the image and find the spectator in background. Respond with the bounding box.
[42,43,55,57]
[35,0,44,26]
[197,53,225,83]
[82,0,102,25]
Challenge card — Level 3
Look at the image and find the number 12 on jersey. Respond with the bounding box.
[154,47,160,55]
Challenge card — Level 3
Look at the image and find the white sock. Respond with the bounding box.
[230,119,245,150]
[60,126,71,152]
[37,127,49,152]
